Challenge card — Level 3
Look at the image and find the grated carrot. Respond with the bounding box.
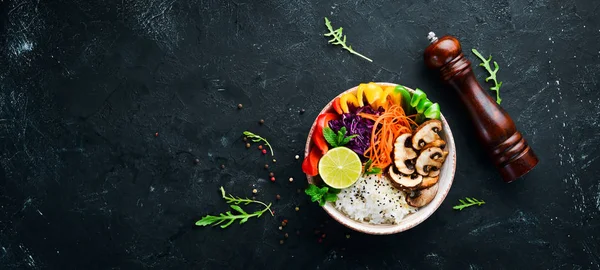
[358,101,415,169]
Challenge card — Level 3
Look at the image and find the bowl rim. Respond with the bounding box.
[304,82,457,235]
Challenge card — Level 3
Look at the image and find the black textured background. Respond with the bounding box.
[1,0,599,269]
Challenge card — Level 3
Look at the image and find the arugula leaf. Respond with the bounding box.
[323,17,373,62]
[452,197,485,211]
[195,187,273,228]
[471,48,502,104]
[243,131,275,156]
[305,184,340,206]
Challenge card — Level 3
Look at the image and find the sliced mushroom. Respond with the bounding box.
[423,139,446,150]
[406,183,439,207]
[415,147,446,176]
[393,134,418,174]
[388,167,422,190]
[419,175,439,189]
[412,120,443,150]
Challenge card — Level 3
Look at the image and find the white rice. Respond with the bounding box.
[334,174,417,224]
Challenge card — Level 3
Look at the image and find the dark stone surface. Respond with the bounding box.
[1,0,599,269]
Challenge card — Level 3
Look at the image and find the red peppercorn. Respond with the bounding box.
[262,149,267,154]
[270,177,275,182]
[318,238,322,243]
[321,234,326,239]
[283,219,288,224]
[154,132,159,137]
[258,145,263,150]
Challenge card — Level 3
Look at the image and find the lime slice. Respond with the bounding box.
[318,147,362,189]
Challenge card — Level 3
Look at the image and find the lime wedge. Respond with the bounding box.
[318,147,362,189]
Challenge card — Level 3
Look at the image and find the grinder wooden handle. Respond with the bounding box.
[423,33,538,183]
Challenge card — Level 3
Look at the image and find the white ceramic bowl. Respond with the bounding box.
[305,82,456,235]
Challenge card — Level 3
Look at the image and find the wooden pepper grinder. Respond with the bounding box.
[423,32,538,183]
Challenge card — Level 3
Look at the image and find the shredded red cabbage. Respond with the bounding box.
[328,105,382,157]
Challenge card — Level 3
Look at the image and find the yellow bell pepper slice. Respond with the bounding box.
[356,84,366,107]
[384,86,401,106]
[364,82,383,107]
[339,93,359,113]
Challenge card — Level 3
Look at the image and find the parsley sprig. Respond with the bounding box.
[472,48,502,104]
[243,131,274,156]
[195,187,273,228]
[324,17,373,62]
[452,197,485,211]
[305,184,341,206]
[322,127,357,148]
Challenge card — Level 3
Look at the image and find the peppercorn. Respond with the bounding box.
[281,221,287,226]
[220,164,225,169]
[272,159,277,163]
[289,177,294,182]
[300,108,305,114]
[295,155,299,160]
[154,132,159,137]
[269,172,275,177]
[259,119,264,125]
[278,226,282,230]
[245,143,251,148]
[252,189,257,194]
[194,158,200,164]
[295,206,299,211]
[242,137,247,142]
[284,233,289,238]
[276,194,281,200]
[318,238,322,243]
[262,149,267,155]
[321,234,326,239]
[270,177,275,182]
[264,164,269,169]
[346,234,351,239]
[258,145,263,150]
[237,104,243,109]
[279,240,284,245]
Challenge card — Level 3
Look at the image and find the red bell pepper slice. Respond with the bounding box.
[332,97,343,114]
[302,146,322,176]
[312,113,338,154]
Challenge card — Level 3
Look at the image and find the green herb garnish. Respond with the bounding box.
[363,159,381,175]
[195,186,273,228]
[471,48,502,104]
[324,17,373,62]
[243,131,274,156]
[305,184,341,206]
[452,197,485,211]
[322,127,357,148]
